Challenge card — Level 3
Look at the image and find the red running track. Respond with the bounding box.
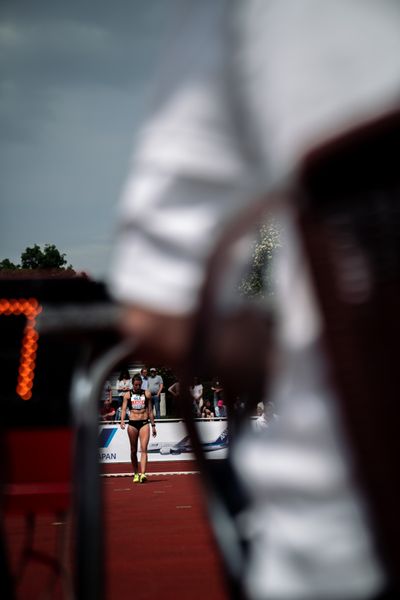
[5,461,229,600]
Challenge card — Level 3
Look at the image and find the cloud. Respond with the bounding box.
[0,1,187,280]
[0,2,175,142]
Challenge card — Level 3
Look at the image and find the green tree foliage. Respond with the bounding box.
[20,244,68,269]
[239,220,282,298]
[0,258,19,270]
[0,244,74,271]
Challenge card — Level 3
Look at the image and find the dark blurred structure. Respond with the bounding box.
[0,273,119,599]
[179,108,400,599]
[298,108,400,589]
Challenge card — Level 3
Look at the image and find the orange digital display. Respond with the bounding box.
[0,298,42,400]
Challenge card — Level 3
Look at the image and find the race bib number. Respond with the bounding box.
[131,393,146,411]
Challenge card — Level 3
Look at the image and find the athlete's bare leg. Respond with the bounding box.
[139,424,150,475]
[127,424,139,474]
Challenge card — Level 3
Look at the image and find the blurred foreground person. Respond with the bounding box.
[109,1,400,598]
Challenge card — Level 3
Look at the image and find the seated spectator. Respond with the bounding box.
[100,399,116,421]
[256,402,264,416]
[215,398,227,418]
[201,400,214,420]
[253,401,278,431]
[100,380,116,421]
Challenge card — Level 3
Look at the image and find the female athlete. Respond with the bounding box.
[120,374,157,483]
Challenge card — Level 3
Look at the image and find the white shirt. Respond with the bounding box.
[109,2,400,597]
[117,378,132,397]
[190,384,203,401]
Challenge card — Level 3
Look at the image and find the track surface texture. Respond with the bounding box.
[5,463,229,600]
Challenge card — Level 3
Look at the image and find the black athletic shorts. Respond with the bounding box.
[128,419,149,431]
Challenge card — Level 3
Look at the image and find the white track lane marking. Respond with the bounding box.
[101,471,199,477]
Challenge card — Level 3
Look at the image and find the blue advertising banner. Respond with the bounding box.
[99,419,228,463]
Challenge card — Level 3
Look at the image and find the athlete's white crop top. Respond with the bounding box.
[131,390,146,411]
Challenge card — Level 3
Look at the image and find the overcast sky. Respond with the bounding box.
[0,1,186,279]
